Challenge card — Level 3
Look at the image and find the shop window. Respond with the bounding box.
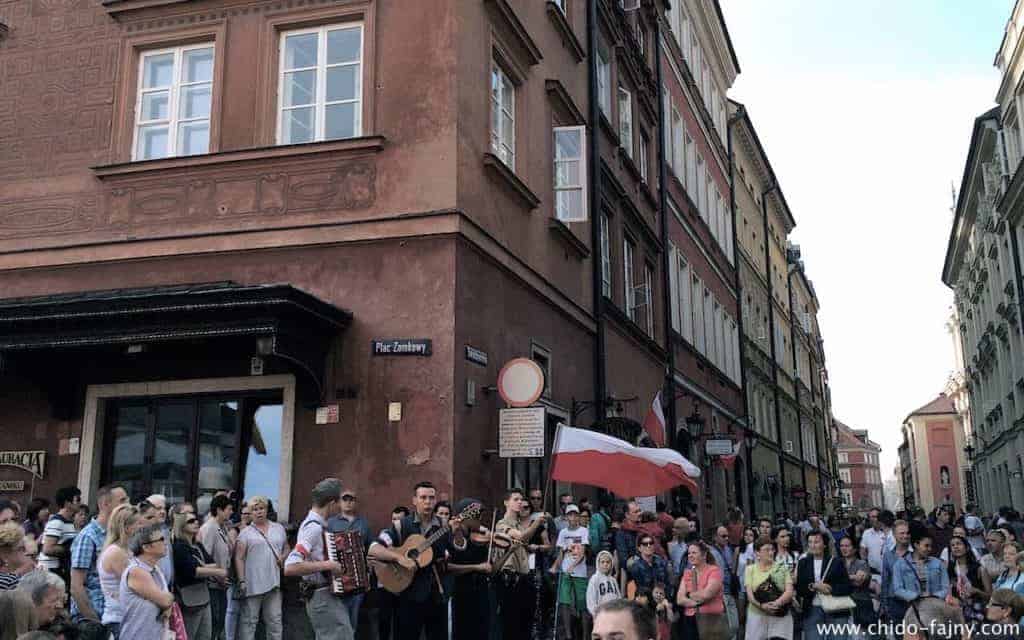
[102,393,283,514]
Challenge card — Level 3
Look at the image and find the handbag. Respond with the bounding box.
[753,569,789,617]
[691,568,730,640]
[176,542,211,608]
[818,558,855,614]
[169,602,189,640]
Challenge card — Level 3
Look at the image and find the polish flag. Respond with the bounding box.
[550,425,700,496]
[719,438,743,470]
[642,390,667,447]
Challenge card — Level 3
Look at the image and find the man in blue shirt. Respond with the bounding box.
[69,484,128,621]
[892,527,949,608]
[327,488,372,631]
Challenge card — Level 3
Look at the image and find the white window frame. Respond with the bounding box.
[598,41,611,118]
[600,213,612,298]
[643,263,655,335]
[624,236,637,321]
[679,253,693,342]
[618,85,634,158]
[553,125,588,222]
[692,275,705,353]
[530,342,553,398]
[839,469,851,484]
[277,23,364,145]
[639,131,649,183]
[490,60,516,168]
[703,287,714,360]
[672,108,684,179]
[838,452,849,464]
[133,43,215,161]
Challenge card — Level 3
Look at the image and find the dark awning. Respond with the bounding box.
[0,281,351,399]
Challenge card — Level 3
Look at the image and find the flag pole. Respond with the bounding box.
[541,422,566,515]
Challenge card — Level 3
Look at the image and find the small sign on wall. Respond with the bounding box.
[315,405,340,425]
[499,407,546,458]
[372,339,432,356]
[0,450,45,479]
[0,480,25,492]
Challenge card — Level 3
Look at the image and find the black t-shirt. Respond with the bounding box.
[379,514,453,604]
[450,540,489,589]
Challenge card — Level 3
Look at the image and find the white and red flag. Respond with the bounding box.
[550,424,700,496]
[718,436,743,470]
[642,390,667,447]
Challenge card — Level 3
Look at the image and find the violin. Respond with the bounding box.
[467,529,521,549]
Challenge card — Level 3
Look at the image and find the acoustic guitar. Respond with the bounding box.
[373,502,482,594]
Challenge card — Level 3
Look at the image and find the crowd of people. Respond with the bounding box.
[2,486,1024,640]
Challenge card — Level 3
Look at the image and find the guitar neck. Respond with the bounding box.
[418,523,452,551]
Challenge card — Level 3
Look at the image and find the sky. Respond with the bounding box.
[718,0,1013,481]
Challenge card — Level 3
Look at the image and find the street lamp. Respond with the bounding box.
[685,408,705,438]
[964,443,975,463]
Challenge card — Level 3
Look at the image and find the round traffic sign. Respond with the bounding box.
[497,358,545,407]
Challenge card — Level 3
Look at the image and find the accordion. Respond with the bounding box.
[324,530,370,596]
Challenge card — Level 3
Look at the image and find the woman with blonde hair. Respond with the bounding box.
[98,504,140,639]
[234,496,288,640]
[0,589,38,640]
[0,523,35,590]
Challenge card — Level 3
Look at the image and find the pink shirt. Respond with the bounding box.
[680,563,725,616]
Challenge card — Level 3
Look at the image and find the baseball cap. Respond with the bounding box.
[565,504,580,514]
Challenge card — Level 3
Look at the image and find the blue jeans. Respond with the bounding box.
[803,604,850,640]
[341,592,365,631]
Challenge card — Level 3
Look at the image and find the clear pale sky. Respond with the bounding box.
[718,0,1012,482]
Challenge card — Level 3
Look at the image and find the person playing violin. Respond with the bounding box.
[445,498,492,639]
[494,488,552,640]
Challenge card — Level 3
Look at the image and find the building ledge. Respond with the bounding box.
[545,79,586,125]
[483,153,540,210]
[545,2,585,63]
[92,136,386,180]
[484,0,543,65]
[548,218,590,259]
[101,0,192,18]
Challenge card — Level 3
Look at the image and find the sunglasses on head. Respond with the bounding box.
[143,536,165,546]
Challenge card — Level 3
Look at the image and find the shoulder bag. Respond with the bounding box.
[752,565,789,617]
[818,557,855,614]
[692,566,730,640]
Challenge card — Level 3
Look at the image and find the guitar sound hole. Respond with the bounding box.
[407,549,419,561]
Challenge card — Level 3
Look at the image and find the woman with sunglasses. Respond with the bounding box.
[120,524,175,640]
[972,588,1024,640]
[0,522,34,590]
[172,511,228,640]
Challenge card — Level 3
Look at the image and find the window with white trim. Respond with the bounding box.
[703,287,714,361]
[686,135,696,193]
[278,23,363,145]
[600,213,612,298]
[696,156,706,215]
[838,452,849,464]
[692,275,705,354]
[530,342,552,398]
[552,0,566,14]
[643,263,655,335]
[554,126,587,222]
[624,236,638,322]
[490,61,515,167]
[598,41,611,118]
[672,108,684,179]
[639,131,649,183]
[839,469,851,484]
[618,85,633,158]
[134,44,214,161]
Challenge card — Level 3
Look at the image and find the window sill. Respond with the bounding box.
[620,150,643,184]
[548,218,590,259]
[92,136,386,180]
[483,153,540,210]
[599,114,619,147]
[545,2,585,63]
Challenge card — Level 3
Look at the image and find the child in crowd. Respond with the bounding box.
[587,550,620,615]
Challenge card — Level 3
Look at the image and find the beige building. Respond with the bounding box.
[729,102,837,517]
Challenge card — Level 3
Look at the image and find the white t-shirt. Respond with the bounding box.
[860,527,894,574]
[556,526,589,578]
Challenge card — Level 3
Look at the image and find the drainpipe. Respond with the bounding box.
[728,108,756,519]
[587,0,606,421]
[997,126,1024,347]
[762,184,786,516]
[787,263,809,512]
[654,15,677,453]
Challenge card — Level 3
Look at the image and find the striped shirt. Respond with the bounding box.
[38,513,76,570]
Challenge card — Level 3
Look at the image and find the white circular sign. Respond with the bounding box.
[497,358,545,407]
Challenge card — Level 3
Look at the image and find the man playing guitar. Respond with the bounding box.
[368,481,460,640]
[283,478,353,640]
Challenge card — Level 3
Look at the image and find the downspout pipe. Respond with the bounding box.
[996,128,1024,326]
[728,109,756,519]
[786,264,809,512]
[761,183,786,515]
[587,0,606,422]
[654,15,677,453]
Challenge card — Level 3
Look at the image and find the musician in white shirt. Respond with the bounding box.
[284,478,352,640]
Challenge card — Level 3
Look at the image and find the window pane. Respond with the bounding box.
[152,400,193,505]
[196,400,239,517]
[555,129,580,159]
[284,33,318,69]
[282,107,314,144]
[325,102,356,139]
[179,121,209,155]
[137,125,168,160]
[326,66,359,102]
[179,84,211,119]
[327,27,361,65]
[557,189,583,221]
[143,53,174,88]
[242,403,283,509]
[183,47,214,83]
[140,91,169,121]
[501,113,513,148]
[283,70,316,107]
[108,404,149,504]
[501,76,513,112]
[555,159,579,187]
